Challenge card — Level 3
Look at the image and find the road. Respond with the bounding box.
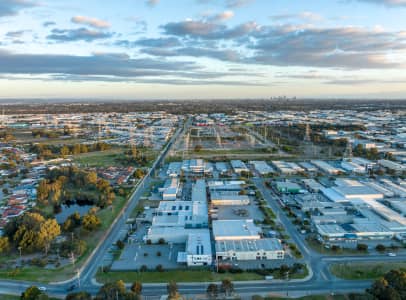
[0,120,404,298]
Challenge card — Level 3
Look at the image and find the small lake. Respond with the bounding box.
[55,204,94,224]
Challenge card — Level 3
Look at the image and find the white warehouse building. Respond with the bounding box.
[215,238,284,261]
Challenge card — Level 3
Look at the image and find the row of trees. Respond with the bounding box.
[28,142,112,160]
[22,279,235,300]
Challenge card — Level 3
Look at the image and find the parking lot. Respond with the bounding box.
[215,200,264,221]
[111,243,186,271]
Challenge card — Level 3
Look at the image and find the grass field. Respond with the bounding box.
[330,262,406,280]
[74,148,126,167]
[97,270,264,283]
[97,265,308,284]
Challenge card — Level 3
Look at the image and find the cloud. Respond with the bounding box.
[6,30,26,38]
[353,0,406,7]
[47,28,113,42]
[133,37,181,47]
[270,11,324,22]
[141,46,242,62]
[0,49,265,85]
[0,50,199,78]
[71,16,111,29]
[225,0,255,8]
[0,0,36,17]
[208,10,234,22]
[162,20,260,39]
[43,21,56,27]
[249,25,406,68]
[146,0,160,7]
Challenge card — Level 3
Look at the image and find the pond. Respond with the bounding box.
[55,203,94,224]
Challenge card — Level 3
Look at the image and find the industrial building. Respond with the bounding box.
[215,238,284,261]
[145,179,208,242]
[159,178,180,201]
[167,162,182,177]
[378,159,406,173]
[249,161,274,175]
[271,161,304,175]
[230,160,249,174]
[177,230,213,266]
[321,179,383,203]
[301,179,324,192]
[215,162,230,175]
[341,160,366,174]
[210,192,250,206]
[275,181,302,194]
[182,159,213,175]
[212,219,261,241]
[311,160,343,175]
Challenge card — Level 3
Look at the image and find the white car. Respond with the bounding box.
[38,286,47,291]
[387,252,397,257]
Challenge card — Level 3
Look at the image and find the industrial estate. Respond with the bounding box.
[1,106,406,299]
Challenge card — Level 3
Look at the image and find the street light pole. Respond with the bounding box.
[76,268,81,288]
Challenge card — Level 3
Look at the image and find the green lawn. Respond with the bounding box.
[330,262,406,280]
[73,148,126,167]
[97,265,308,284]
[96,270,264,283]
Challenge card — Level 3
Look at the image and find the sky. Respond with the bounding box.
[0,0,406,99]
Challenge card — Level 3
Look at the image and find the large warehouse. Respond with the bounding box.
[212,219,261,241]
[210,192,250,206]
[215,238,284,261]
[321,179,384,203]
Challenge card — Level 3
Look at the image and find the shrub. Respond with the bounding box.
[156,264,164,272]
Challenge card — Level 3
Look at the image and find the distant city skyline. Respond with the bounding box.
[0,0,406,99]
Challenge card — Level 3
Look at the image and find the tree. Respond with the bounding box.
[72,144,82,155]
[21,286,49,300]
[133,169,145,179]
[357,244,368,252]
[116,240,125,250]
[194,145,203,152]
[220,279,234,297]
[11,212,60,254]
[0,236,10,254]
[376,244,386,252]
[130,281,142,295]
[82,213,101,231]
[367,270,406,300]
[95,280,127,300]
[65,292,92,300]
[85,171,98,186]
[39,218,61,254]
[206,283,218,299]
[60,146,70,157]
[167,281,182,300]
